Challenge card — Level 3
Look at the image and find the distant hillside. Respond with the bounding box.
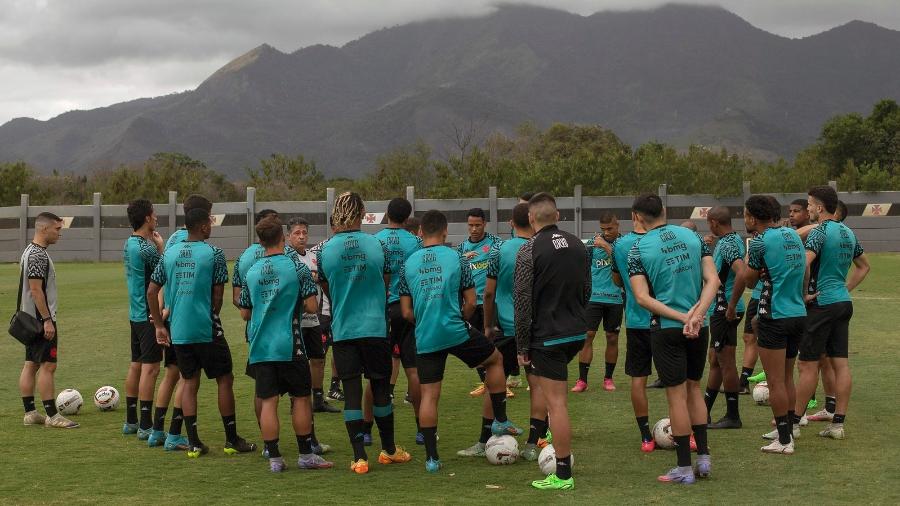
[2,3,899,178]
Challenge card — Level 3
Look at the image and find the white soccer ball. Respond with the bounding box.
[538,444,574,475]
[485,435,519,465]
[94,386,120,411]
[753,382,770,405]
[55,389,83,416]
[652,418,675,449]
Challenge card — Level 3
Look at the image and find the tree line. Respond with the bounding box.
[2,99,898,206]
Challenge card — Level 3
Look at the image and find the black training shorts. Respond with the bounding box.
[586,302,623,334]
[25,320,58,364]
[388,302,417,369]
[756,316,805,360]
[625,328,653,378]
[710,313,743,352]
[528,340,584,382]
[130,320,164,364]
[174,332,233,380]
[417,327,496,384]
[744,298,759,335]
[301,325,326,360]
[799,302,852,361]
[651,326,708,387]
[331,337,392,380]
[251,360,312,399]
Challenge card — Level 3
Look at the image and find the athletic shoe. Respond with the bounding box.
[520,443,539,461]
[538,429,553,448]
[506,387,515,398]
[532,474,575,490]
[23,410,46,426]
[641,439,656,453]
[377,446,412,464]
[137,428,153,441]
[45,413,79,429]
[469,383,486,397]
[224,437,257,455]
[799,415,809,427]
[689,434,698,452]
[147,430,167,447]
[313,399,341,413]
[761,439,794,454]
[164,434,190,451]
[262,448,269,458]
[269,457,287,473]
[708,416,742,429]
[762,427,800,440]
[818,423,845,439]
[404,392,412,405]
[425,458,443,473]
[808,409,834,422]
[807,399,818,410]
[350,459,369,474]
[122,422,138,435]
[311,442,331,455]
[362,433,373,446]
[298,453,334,469]
[491,419,524,437]
[738,384,751,395]
[457,442,486,457]
[647,378,664,389]
[507,376,522,388]
[603,378,616,391]
[187,444,209,458]
[748,371,767,383]
[695,454,712,478]
[571,379,588,393]
[327,388,345,402]
[657,466,696,484]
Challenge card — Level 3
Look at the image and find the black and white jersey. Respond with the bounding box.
[513,224,590,353]
[19,242,57,321]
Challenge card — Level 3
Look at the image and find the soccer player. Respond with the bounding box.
[704,206,746,429]
[238,216,334,472]
[728,232,764,395]
[574,212,623,393]
[457,207,504,397]
[317,192,411,474]
[514,193,590,491]
[288,217,340,414]
[18,212,78,429]
[374,198,424,443]
[122,199,185,449]
[788,198,812,228]
[399,210,521,473]
[459,203,532,458]
[164,194,213,250]
[792,186,869,439]
[148,207,256,458]
[741,195,807,454]
[611,219,657,452]
[629,195,719,484]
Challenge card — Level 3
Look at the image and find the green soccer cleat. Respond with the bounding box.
[187,444,209,458]
[748,371,767,383]
[224,437,257,455]
[531,473,574,491]
[807,399,818,410]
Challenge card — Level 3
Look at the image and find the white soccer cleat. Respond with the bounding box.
[761,439,794,455]
[23,410,47,426]
[762,427,800,440]
[45,413,80,428]
[818,423,845,440]
[799,414,808,427]
[807,409,834,422]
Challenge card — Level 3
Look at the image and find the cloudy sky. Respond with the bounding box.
[0,0,896,126]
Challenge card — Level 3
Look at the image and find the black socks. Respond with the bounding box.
[489,391,508,423]
[674,435,692,467]
[636,416,652,442]
[578,362,590,382]
[825,396,837,414]
[297,433,313,455]
[528,417,548,445]
[725,392,740,420]
[604,362,616,380]
[42,399,58,418]
[152,406,168,431]
[126,396,138,424]
[692,424,709,455]
[139,400,153,430]
[556,454,572,480]
[169,407,183,435]
[185,415,201,447]
[740,367,754,387]
[22,396,35,413]
[421,426,439,461]
[479,417,494,444]
[222,414,238,443]
[265,438,281,458]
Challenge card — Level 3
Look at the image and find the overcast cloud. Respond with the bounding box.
[1,0,897,125]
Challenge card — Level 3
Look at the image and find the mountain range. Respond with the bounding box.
[2,3,899,178]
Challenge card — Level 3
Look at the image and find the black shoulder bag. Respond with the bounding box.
[8,264,42,345]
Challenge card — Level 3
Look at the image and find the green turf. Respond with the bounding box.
[1,255,899,504]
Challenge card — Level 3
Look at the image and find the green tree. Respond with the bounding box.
[247,153,325,201]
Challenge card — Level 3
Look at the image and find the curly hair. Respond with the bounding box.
[332,191,365,229]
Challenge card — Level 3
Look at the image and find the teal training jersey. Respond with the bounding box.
[587,237,624,304]
[232,243,299,288]
[709,231,746,315]
[486,237,528,337]
[123,235,162,322]
[398,245,474,353]
[375,227,422,304]
[457,232,503,305]
[151,240,229,344]
[627,225,711,330]
[317,230,390,342]
[805,220,864,306]
[239,254,318,364]
[164,228,188,252]
[612,231,651,330]
[747,227,807,320]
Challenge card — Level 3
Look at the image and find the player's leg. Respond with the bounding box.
[574,330,595,392]
[816,357,837,419]
[205,330,254,455]
[305,326,338,414]
[757,343,793,452]
[333,340,369,471]
[794,307,828,419]
[685,332,711,477]
[740,329,759,392]
[715,344,741,426]
[124,323,142,433]
[150,345,178,446]
[820,303,852,438]
[652,329,695,484]
[602,305,623,391]
[180,373,204,456]
[529,342,579,490]
[20,360,43,424]
[419,380,442,471]
[520,369,549,461]
[367,339,410,465]
[705,347,722,418]
[161,365,188,450]
[260,395,282,470]
[625,328,654,451]
[286,359,333,470]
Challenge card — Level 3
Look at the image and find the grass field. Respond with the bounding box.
[1,256,899,505]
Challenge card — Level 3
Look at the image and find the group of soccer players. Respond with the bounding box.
[107,182,869,489]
